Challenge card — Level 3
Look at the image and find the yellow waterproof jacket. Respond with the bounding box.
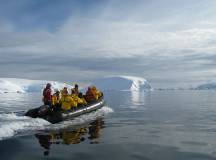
[52,95,59,106]
[80,98,87,105]
[71,94,84,106]
[60,95,76,110]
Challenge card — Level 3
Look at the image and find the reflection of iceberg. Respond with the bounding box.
[92,75,152,92]
[0,78,72,93]
[130,91,151,109]
[131,91,145,105]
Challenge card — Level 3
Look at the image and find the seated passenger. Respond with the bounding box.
[52,90,60,110]
[78,93,87,106]
[74,84,79,95]
[60,88,76,110]
[71,89,83,107]
[71,89,76,97]
[91,86,102,100]
[85,87,97,103]
[61,87,68,96]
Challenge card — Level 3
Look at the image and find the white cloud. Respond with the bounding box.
[1,19,216,59]
[1,0,216,87]
[1,0,216,59]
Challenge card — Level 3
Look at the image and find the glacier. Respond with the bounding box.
[92,75,152,91]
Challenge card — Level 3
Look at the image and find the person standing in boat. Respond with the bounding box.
[43,83,52,108]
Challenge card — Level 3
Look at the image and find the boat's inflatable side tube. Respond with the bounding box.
[25,98,105,123]
[62,99,105,119]
[25,108,39,118]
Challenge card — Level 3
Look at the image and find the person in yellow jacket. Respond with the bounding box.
[71,89,86,107]
[78,93,87,105]
[91,86,102,100]
[60,87,76,110]
[52,90,60,108]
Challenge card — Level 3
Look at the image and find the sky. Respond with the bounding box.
[1,0,216,88]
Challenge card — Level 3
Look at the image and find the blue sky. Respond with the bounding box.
[1,0,216,88]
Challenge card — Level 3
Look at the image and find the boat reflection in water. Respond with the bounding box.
[35,118,105,156]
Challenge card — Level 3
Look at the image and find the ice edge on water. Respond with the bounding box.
[0,106,113,141]
[0,116,50,140]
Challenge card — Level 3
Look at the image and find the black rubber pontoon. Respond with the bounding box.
[25,98,105,124]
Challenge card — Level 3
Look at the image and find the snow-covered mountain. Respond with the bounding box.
[0,78,72,93]
[92,76,152,91]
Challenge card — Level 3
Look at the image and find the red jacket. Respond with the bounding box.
[43,88,52,102]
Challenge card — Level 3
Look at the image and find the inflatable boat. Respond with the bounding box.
[25,97,105,124]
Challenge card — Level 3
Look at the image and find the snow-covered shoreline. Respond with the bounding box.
[0,78,72,94]
[0,76,152,93]
[2,76,216,93]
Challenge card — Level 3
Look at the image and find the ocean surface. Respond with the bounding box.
[1,90,216,160]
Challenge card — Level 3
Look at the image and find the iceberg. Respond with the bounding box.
[0,78,72,93]
[195,81,216,90]
[0,76,152,93]
[92,76,152,91]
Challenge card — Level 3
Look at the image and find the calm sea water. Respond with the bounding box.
[1,90,216,160]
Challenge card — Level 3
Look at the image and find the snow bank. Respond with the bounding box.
[0,78,72,93]
[92,75,152,91]
[195,81,216,90]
